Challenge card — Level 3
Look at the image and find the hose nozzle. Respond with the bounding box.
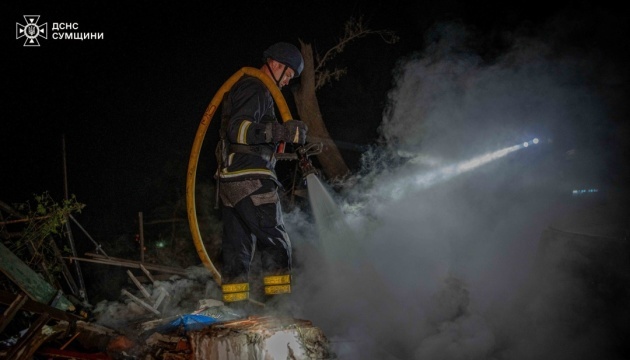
[297,142,323,178]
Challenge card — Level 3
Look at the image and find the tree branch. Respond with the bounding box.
[314,16,399,90]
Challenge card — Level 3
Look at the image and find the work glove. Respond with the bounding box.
[265,122,289,143]
[283,120,308,144]
[265,120,308,144]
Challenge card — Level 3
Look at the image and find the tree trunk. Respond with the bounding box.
[293,40,350,180]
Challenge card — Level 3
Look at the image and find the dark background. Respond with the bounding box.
[3,1,628,266]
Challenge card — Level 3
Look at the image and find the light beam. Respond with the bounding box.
[385,140,538,201]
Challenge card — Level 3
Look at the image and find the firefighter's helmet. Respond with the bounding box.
[263,42,304,77]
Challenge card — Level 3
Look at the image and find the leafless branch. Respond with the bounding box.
[314,16,399,90]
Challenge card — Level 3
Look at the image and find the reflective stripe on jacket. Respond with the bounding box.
[219,76,279,182]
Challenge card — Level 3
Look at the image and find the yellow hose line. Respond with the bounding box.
[186,67,293,285]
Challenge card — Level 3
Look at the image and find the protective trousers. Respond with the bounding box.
[219,179,292,303]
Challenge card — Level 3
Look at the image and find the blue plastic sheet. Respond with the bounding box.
[158,314,218,333]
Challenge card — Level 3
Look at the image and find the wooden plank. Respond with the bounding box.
[0,292,27,333]
[68,215,110,258]
[128,273,173,283]
[140,264,156,284]
[36,347,112,360]
[50,237,80,297]
[121,289,160,316]
[60,331,81,350]
[69,253,187,276]
[153,288,169,310]
[63,218,88,302]
[0,290,82,322]
[0,242,75,311]
[127,270,152,301]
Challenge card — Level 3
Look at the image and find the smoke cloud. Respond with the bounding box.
[288,18,627,360]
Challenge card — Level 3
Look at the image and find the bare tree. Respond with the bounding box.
[292,16,398,180]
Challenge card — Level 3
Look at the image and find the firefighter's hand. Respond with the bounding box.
[265,122,289,143]
[284,120,308,144]
[265,120,307,144]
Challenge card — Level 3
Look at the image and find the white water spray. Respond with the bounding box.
[305,174,359,263]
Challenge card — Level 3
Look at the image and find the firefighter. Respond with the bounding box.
[217,42,307,308]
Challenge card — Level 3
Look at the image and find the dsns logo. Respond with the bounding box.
[16,15,47,47]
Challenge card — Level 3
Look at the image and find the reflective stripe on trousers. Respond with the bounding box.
[222,282,249,302]
[263,274,291,295]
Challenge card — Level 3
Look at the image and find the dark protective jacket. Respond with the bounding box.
[218,75,278,182]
